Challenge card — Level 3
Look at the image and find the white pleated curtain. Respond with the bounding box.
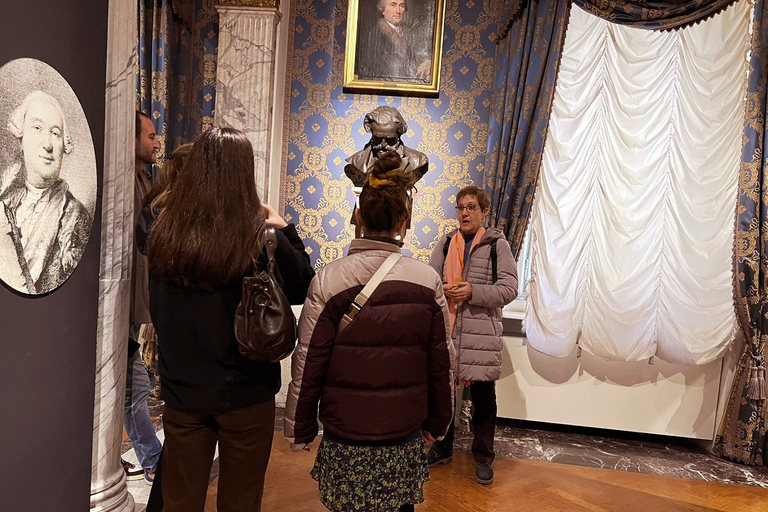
[523,1,751,365]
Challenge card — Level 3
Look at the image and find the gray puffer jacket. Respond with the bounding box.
[429,228,518,381]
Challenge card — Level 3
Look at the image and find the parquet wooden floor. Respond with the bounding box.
[203,437,768,512]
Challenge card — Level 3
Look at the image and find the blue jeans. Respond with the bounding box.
[124,326,162,473]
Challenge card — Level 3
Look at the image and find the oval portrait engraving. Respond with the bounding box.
[0,59,97,295]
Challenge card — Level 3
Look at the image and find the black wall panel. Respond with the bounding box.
[0,1,109,510]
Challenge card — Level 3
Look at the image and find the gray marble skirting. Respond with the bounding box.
[463,419,768,489]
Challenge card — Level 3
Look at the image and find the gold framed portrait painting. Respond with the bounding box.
[344,0,446,94]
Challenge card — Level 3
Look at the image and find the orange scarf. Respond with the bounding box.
[443,227,484,333]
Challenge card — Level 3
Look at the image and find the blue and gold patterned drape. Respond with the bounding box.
[483,0,571,257]
[573,0,739,29]
[136,0,218,161]
[714,0,768,467]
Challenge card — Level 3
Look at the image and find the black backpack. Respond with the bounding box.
[443,234,498,283]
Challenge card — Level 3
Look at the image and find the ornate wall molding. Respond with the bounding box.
[219,0,280,8]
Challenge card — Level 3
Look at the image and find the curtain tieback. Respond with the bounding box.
[747,360,766,402]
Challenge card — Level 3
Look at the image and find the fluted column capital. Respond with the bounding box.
[217,0,280,11]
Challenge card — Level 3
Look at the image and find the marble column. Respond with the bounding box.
[90,0,136,510]
[215,0,281,201]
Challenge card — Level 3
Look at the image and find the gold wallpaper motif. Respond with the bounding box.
[284,0,502,268]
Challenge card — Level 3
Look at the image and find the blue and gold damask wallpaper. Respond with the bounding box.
[283,0,502,267]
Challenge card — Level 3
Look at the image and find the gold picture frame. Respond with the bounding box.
[344,0,446,95]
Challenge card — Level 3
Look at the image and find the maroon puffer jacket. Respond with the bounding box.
[284,238,455,445]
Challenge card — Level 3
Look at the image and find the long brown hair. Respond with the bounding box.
[359,151,412,233]
[142,143,193,210]
[148,128,266,289]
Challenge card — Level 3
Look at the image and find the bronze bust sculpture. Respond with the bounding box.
[345,106,428,241]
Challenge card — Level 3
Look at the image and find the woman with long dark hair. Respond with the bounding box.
[147,127,314,511]
[284,151,455,512]
[135,141,192,512]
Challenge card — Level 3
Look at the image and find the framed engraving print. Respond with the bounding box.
[0,58,97,295]
[344,0,446,94]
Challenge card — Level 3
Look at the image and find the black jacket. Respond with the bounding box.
[145,220,314,412]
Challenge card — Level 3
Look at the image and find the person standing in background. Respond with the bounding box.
[147,127,314,511]
[426,186,518,486]
[121,111,163,484]
[135,141,193,512]
[285,152,455,512]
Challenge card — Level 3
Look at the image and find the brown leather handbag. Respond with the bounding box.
[234,227,297,362]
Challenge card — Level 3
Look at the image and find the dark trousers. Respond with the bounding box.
[434,381,496,464]
[162,399,276,512]
[145,446,163,512]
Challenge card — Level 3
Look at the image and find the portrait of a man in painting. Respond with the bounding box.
[344,0,446,93]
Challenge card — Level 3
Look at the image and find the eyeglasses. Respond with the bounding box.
[455,204,479,213]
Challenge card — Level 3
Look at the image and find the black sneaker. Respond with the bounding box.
[475,462,494,485]
[426,448,453,467]
[121,458,144,481]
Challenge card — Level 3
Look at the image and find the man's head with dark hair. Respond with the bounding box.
[136,111,151,139]
[135,111,158,168]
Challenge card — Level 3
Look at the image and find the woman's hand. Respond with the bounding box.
[422,431,436,445]
[263,203,288,229]
[444,281,472,302]
[290,442,311,452]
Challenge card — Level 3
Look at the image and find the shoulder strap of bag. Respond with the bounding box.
[491,238,497,283]
[442,234,452,259]
[441,234,453,275]
[338,252,402,333]
[264,226,278,272]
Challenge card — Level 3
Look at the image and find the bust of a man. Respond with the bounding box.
[345,106,428,240]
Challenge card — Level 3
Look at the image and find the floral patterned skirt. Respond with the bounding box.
[310,436,429,512]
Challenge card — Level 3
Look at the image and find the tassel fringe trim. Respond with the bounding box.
[747,363,767,402]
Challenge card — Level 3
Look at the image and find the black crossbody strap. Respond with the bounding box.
[491,239,497,283]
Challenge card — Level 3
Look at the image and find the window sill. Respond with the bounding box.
[502,298,525,336]
[503,298,526,320]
